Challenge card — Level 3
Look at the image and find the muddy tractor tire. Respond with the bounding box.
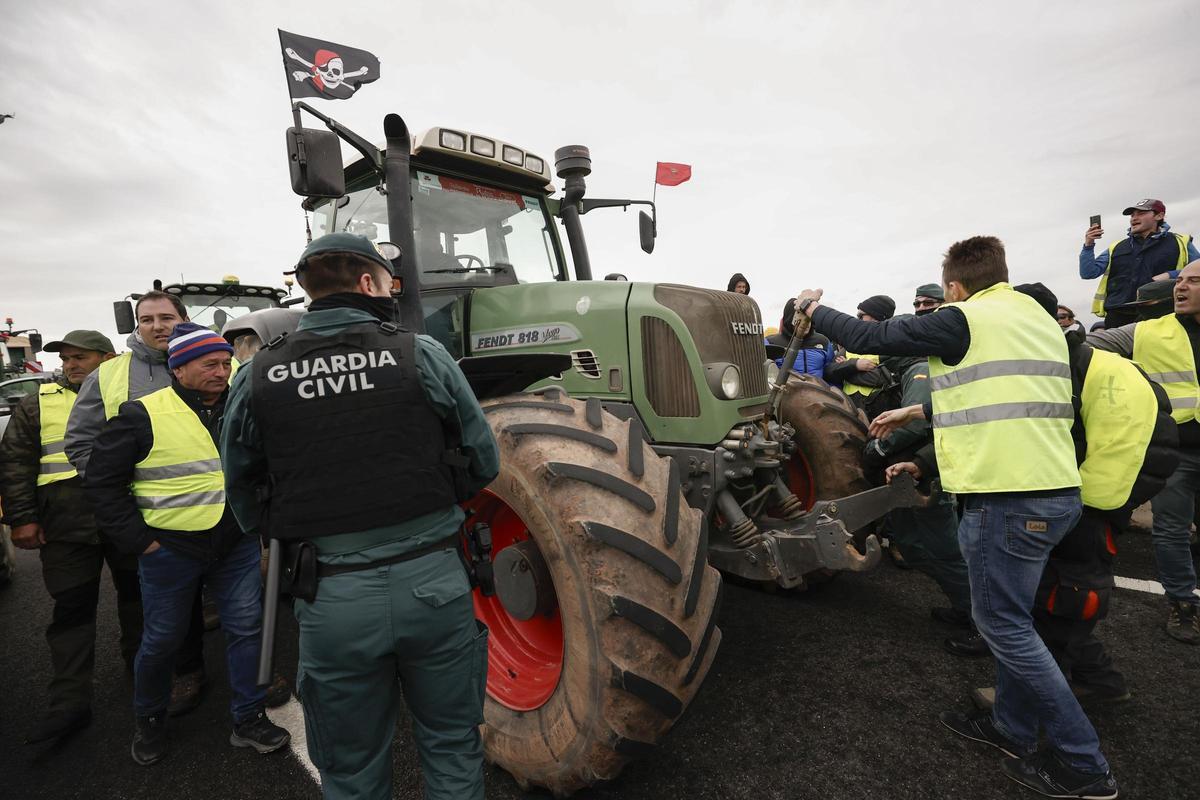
[777,374,871,507]
[469,390,723,796]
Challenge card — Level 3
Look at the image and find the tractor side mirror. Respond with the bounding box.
[114,301,136,335]
[286,127,346,199]
[27,332,42,354]
[639,210,656,254]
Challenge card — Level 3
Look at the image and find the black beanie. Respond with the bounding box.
[1013,282,1058,319]
[857,295,896,321]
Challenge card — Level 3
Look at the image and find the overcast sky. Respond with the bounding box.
[3,0,1199,368]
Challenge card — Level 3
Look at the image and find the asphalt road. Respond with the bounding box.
[3,526,1198,800]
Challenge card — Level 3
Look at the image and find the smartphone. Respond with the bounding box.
[1090,214,1102,229]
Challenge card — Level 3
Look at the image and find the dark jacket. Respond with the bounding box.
[85,381,247,560]
[811,303,970,365]
[0,379,102,544]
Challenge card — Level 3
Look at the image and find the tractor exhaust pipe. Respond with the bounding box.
[384,114,424,332]
[555,145,593,281]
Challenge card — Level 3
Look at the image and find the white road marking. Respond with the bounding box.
[273,697,321,786]
[1114,575,1200,597]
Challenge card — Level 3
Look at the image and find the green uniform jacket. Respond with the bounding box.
[0,379,103,543]
[882,360,939,477]
[221,307,501,557]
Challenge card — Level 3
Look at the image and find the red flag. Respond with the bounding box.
[655,162,692,186]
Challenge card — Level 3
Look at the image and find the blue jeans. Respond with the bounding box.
[134,534,265,723]
[1150,447,1200,605]
[959,491,1108,774]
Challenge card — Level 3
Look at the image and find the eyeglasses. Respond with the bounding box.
[913,299,940,309]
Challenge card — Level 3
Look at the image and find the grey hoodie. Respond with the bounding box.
[65,332,172,477]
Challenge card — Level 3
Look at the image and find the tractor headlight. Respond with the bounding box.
[765,359,780,385]
[720,365,741,399]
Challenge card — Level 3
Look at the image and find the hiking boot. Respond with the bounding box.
[24,706,92,745]
[230,710,290,754]
[1165,600,1200,644]
[939,709,1028,758]
[264,672,292,709]
[167,669,206,717]
[944,628,991,658]
[131,714,168,766]
[931,606,973,628]
[1001,750,1118,799]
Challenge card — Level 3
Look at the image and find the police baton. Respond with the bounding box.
[257,538,282,688]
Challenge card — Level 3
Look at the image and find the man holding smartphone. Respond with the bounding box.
[1081,199,1199,328]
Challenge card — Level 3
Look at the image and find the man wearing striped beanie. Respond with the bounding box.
[86,322,289,766]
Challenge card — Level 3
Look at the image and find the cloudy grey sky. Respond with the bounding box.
[3,0,1199,366]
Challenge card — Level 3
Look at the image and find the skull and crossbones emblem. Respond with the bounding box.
[286,47,369,92]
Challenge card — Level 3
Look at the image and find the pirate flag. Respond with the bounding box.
[278,30,380,101]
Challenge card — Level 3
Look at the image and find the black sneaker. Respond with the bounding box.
[230,710,291,754]
[131,714,168,766]
[944,628,992,658]
[939,709,1028,758]
[931,607,973,628]
[24,706,92,745]
[1001,750,1118,799]
[1165,600,1200,644]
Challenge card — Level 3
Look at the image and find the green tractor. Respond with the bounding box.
[258,106,924,795]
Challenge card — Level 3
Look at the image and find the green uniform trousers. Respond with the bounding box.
[887,494,972,613]
[295,547,488,800]
[40,539,143,710]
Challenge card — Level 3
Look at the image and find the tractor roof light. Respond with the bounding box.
[502,145,524,165]
[415,128,553,185]
[470,136,495,157]
[439,130,466,151]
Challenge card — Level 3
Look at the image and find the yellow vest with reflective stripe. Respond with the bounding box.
[1091,233,1190,316]
[842,352,881,397]
[1079,349,1160,510]
[1131,314,1199,424]
[928,283,1080,494]
[99,351,239,419]
[131,387,225,531]
[37,384,78,486]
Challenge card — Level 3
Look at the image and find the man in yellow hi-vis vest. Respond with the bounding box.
[796,237,1117,799]
[0,330,141,745]
[84,323,289,767]
[64,290,213,716]
[1088,258,1200,646]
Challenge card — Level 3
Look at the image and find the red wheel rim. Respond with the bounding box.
[465,490,564,711]
[785,451,816,510]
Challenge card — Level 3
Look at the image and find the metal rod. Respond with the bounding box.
[383,114,424,333]
[256,538,282,688]
[764,323,805,423]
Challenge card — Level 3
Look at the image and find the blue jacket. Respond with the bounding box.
[765,331,833,379]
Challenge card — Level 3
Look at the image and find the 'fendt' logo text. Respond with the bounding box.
[730,322,763,336]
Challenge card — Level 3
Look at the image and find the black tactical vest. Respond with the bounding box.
[251,321,466,541]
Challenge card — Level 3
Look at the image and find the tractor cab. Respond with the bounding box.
[112,277,292,336]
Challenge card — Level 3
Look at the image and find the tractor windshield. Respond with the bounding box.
[173,291,280,332]
[313,171,563,287]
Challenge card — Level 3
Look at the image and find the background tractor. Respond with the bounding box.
[243,106,923,796]
[112,275,297,339]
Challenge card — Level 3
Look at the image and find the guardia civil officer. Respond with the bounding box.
[795,237,1117,799]
[1089,259,1200,644]
[0,330,143,744]
[85,323,289,765]
[221,233,500,800]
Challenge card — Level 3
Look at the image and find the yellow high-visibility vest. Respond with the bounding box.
[98,351,239,419]
[929,283,1080,494]
[1079,349,1160,510]
[131,387,225,531]
[842,352,881,397]
[1132,314,1200,424]
[37,384,78,486]
[1091,233,1190,316]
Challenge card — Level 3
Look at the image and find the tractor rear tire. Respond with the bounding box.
[473,390,723,797]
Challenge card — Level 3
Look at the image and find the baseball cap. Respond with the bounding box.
[43,330,116,354]
[290,232,400,276]
[1123,198,1166,215]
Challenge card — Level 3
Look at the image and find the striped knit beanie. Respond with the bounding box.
[167,323,234,369]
